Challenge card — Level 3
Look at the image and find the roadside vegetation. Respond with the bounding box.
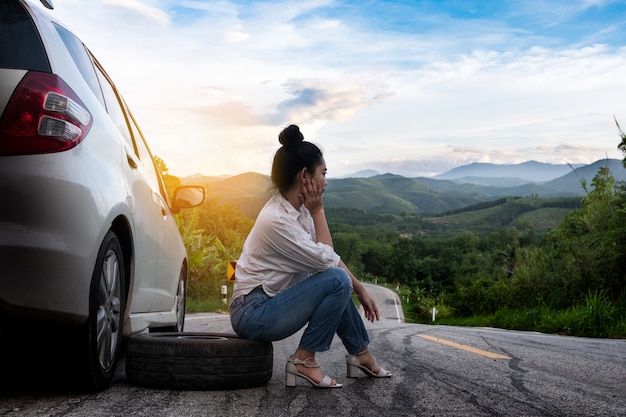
[159,130,626,339]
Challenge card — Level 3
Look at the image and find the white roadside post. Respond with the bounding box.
[431,307,438,322]
[221,285,228,304]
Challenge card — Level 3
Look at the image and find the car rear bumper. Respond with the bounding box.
[0,152,125,324]
[0,226,92,324]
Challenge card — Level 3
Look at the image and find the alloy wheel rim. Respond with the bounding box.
[175,279,185,331]
[96,249,121,370]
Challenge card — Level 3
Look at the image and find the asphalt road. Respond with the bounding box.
[1,284,625,417]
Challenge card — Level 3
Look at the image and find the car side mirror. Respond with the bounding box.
[171,186,206,213]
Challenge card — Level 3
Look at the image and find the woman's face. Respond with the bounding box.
[309,159,328,190]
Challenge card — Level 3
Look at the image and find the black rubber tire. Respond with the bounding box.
[125,332,273,390]
[80,229,126,392]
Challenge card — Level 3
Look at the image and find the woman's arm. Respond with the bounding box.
[302,176,380,323]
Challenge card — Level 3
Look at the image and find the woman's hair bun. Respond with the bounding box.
[279,124,304,149]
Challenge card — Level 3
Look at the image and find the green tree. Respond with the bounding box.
[154,154,181,198]
[616,117,626,166]
[333,231,364,274]
[177,196,254,302]
[360,240,393,280]
[502,162,625,310]
[154,155,169,176]
[553,165,621,297]
[387,237,426,285]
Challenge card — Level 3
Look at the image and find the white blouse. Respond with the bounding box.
[231,192,340,302]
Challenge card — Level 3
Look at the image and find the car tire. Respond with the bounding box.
[80,229,126,391]
[125,332,273,390]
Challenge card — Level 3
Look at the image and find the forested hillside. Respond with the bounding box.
[182,159,626,217]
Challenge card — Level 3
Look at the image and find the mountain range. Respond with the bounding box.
[182,158,626,217]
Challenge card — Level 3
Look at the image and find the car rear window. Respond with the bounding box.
[53,23,105,108]
[0,0,50,72]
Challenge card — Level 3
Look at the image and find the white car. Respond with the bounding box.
[0,0,205,390]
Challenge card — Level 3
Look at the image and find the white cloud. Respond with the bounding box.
[103,0,170,24]
[45,0,626,177]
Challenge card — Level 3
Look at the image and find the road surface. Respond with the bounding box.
[1,283,625,416]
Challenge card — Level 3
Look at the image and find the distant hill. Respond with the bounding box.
[541,159,626,193]
[421,159,626,199]
[340,169,380,178]
[181,172,273,218]
[434,160,584,183]
[426,196,581,236]
[182,159,626,217]
[324,174,484,214]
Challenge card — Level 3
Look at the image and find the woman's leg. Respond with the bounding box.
[336,300,391,376]
[231,267,353,350]
[336,298,370,355]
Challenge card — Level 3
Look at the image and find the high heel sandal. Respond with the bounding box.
[346,347,392,378]
[285,356,343,388]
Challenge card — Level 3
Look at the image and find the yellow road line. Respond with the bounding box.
[418,334,511,360]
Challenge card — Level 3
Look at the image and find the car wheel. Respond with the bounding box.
[125,332,273,390]
[152,266,186,333]
[80,230,125,391]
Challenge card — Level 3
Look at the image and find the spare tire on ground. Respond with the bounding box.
[125,332,273,390]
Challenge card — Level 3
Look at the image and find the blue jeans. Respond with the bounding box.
[230,267,370,354]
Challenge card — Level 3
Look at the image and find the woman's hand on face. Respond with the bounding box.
[300,177,324,213]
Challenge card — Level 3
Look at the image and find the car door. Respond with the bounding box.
[90,60,165,313]
[125,112,185,312]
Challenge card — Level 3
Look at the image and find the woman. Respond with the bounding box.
[230,124,391,388]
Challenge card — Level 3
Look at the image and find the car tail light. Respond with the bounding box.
[0,71,92,156]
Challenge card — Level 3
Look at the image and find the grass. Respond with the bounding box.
[433,291,626,338]
[187,297,230,313]
[392,281,626,338]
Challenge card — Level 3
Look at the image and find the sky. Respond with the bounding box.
[37,0,626,178]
